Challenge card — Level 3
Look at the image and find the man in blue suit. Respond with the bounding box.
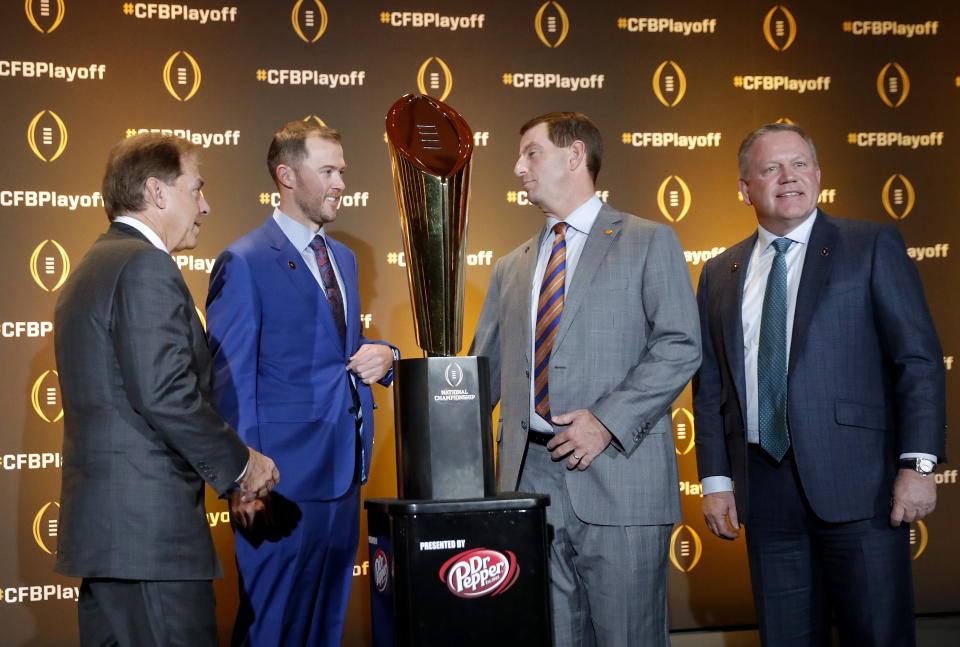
[693,123,946,646]
[206,121,397,647]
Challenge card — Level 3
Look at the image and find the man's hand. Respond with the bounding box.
[238,447,279,501]
[703,491,740,540]
[230,491,273,530]
[546,409,612,470]
[890,469,937,527]
[347,344,394,384]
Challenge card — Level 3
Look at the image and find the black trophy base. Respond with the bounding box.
[393,356,495,500]
[366,494,552,647]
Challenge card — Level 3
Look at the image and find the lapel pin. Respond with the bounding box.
[820,247,830,256]
[731,262,740,272]
[288,261,296,269]
[604,229,612,235]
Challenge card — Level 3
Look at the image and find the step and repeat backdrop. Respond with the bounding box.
[1,1,957,645]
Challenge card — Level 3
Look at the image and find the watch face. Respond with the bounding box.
[919,458,935,473]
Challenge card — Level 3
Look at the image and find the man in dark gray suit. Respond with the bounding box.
[54,133,279,646]
[471,112,700,646]
[693,123,946,646]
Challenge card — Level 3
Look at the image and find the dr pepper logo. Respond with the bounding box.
[439,548,519,598]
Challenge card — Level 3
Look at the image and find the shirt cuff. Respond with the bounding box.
[900,452,937,463]
[701,475,734,495]
[234,458,249,485]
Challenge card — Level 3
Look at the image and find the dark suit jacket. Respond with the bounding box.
[206,216,393,503]
[693,211,946,523]
[54,222,249,580]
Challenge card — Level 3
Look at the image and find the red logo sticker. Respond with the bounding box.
[373,549,389,592]
[438,548,519,598]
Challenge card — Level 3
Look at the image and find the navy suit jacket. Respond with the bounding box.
[206,216,392,502]
[693,211,946,523]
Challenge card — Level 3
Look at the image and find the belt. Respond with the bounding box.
[527,429,554,446]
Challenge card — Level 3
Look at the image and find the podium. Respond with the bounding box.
[365,494,552,647]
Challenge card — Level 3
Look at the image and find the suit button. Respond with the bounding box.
[521,421,528,430]
[633,431,641,442]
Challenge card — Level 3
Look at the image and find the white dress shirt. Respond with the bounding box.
[528,195,602,432]
[114,215,168,252]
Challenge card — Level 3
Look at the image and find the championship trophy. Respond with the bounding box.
[385,94,495,500]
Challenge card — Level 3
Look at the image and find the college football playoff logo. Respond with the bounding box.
[33,502,60,555]
[31,370,63,423]
[656,176,692,222]
[25,0,65,33]
[669,524,703,572]
[416,57,453,102]
[910,520,928,560]
[291,0,328,42]
[163,51,202,101]
[672,408,695,456]
[27,110,68,162]
[881,174,915,220]
[877,62,910,108]
[534,2,569,48]
[763,6,797,51]
[652,61,687,107]
[30,239,70,291]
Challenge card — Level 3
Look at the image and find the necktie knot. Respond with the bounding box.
[772,237,792,255]
[553,222,568,238]
[309,234,326,252]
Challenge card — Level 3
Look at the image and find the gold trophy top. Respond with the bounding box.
[386,94,473,356]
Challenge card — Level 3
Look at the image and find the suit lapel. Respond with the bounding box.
[553,205,620,350]
[721,234,755,420]
[263,218,344,352]
[789,211,836,374]
[513,231,541,366]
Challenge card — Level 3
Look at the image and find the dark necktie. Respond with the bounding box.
[758,237,792,462]
[309,234,347,348]
[534,222,568,420]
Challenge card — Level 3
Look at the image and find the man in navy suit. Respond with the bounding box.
[693,123,946,646]
[206,121,397,647]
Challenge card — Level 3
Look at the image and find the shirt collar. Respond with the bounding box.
[273,208,323,252]
[114,215,167,252]
[757,207,818,253]
[545,194,602,236]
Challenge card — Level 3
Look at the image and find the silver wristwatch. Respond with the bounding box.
[899,457,935,476]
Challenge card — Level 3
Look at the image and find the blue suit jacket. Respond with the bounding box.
[206,216,391,502]
[693,211,946,523]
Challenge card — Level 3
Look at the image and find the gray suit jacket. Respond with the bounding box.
[54,223,249,580]
[471,204,701,525]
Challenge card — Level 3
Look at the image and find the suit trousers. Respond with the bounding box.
[78,578,217,647]
[519,440,672,647]
[745,445,915,647]
[231,484,361,647]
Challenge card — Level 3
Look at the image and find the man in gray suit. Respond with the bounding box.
[471,112,700,646]
[54,133,279,646]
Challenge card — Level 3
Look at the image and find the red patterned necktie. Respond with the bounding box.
[309,234,347,347]
[534,222,568,420]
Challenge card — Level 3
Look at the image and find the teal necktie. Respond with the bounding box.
[758,237,792,462]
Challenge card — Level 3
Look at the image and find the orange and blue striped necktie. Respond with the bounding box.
[534,222,569,420]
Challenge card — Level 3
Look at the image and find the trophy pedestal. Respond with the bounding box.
[365,494,552,647]
[393,356,495,500]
